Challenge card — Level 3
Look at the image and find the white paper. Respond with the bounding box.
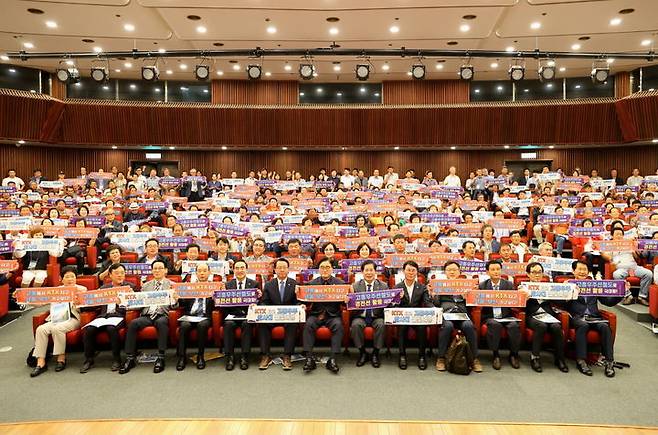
[443,312,470,321]
[50,303,70,323]
[533,313,561,324]
[84,317,124,328]
[178,315,208,323]
[492,317,520,323]
[224,314,247,321]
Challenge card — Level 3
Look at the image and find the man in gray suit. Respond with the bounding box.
[349,260,388,368]
[119,260,178,374]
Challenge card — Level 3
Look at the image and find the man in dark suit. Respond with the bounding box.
[258,258,299,371]
[137,238,173,274]
[433,261,482,372]
[394,260,432,370]
[81,263,136,373]
[176,263,216,371]
[517,168,531,186]
[180,168,207,202]
[223,259,260,370]
[478,260,521,370]
[565,260,619,377]
[349,259,388,368]
[301,258,344,374]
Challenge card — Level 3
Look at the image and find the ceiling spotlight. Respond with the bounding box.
[382,63,390,71]
[0,55,10,61]
[266,26,277,34]
[506,46,515,52]
[559,67,566,72]
[141,66,159,81]
[46,20,58,29]
[247,64,262,80]
[450,146,457,150]
[490,62,499,69]
[284,64,292,71]
[299,63,315,80]
[355,64,370,81]
[609,17,622,26]
[538,64,555,82]
[158,48,166,53]
[411,64,425,80]
[591,66,610,84]
[90,66,109,83]
[389,25,399,33]
[23,42,34,49]
[459,24,470,32]
[333,64,341,72]
[530,22,541,30]
[56,68,80,83]
[195,64,210,80]
[196,25,207,33]
[459,65,474,81]
[641,39,652,46]
[329,27,339,35]
[571,43,581,51]
[93,46,103,53]
[509,65,524,81]
[124,23,135,32]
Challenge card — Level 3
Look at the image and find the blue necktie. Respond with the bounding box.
[279,280,286,302]
[365,283,373,326]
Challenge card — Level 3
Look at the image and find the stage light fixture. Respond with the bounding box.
[56,68,80,83]
[355,64,370,81]
[299,63,315,80]
[90,66,109,83]
[411,64,425,80]
[459,65,474,80]
[195,64,210,80]
[141,66,159,81]
[509,65,525,81]
[247,64,262,80]
[538,64,555,82]
[591,66,610,84]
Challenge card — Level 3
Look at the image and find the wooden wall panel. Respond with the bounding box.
[3,144,657,184]
[383,80,470,104]
[615,72,632,99]
[211,80,298,105]
[50,75,66,100]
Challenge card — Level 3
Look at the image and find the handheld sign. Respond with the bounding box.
[429,279,479,296]
[174,281,225,299]
[247,305,306,323]
[212,288,259,306]
[518,282,579,300]
[529,255,576,273]
[567,280,626,297]
[346,289,402,310]
[384,307,443,325]
[118,290,173,309]
[593,240,638,252]
[14,286,78,305]
[0,259,19,274]
[76,286,132,308]
[296,285,351,302]
[465,290,527,307]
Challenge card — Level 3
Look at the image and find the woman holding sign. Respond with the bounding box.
[14,226,64,288]
[30,266,85,377]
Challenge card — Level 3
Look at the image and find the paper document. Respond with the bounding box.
[533,313,561,324]
[83,317,123,328]
[443,312,470,322]
[178,315,208,323]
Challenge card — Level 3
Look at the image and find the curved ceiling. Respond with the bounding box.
[0,0,656,82]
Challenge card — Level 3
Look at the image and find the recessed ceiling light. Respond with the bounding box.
[102,85,109,90]
[530,22,541,30]
[187,15,201,21]
[497,85,503,91]
[559,67,566,72]
[374,92,380,97]
[450,146,456,150]
[158,48,166,53]
[524,89,529,92]
[435,63,444,70]
[575,84,581,89]
[652,139,658,143]
[282,147,288,150]
[490,62,499,68]
[124,62,132,68]
[299,92,305,96]
[546,83,553,88]
[549,145,555,149]
[196,25,207,33]
[571,43,581,50]
[27,8,44,14]
[232,64,240,71]
[23,42,34,49]
[474,89,480,93]
[8,69,16,73]
[65,60,74,66]
[179,63,188,70]
[329,27,339,35]
[265,71,271,76]
[111,145,117,149]
[114,69,121,73]
[266,26,277,34]
[463,14,477,20]
[609,17,622,26]
[155,88,161,93]
[165,69,173,75]
[504,145,510,149]
[221,146,228,150]
[124,23,135,32]
[336,92,342,96]
[93,46,103,53]
[0,55,9,61]
[389,25,399,33]
[169,146,175,150]
[406,71,412,76]
[18,140,25,144]
[641,39,652,46]
[45,20,57,29]
[333,64,341,71]
[284,64,292,71]
[316,87,323,93]
[460,24,470,32]
[606,58,615,64]
[216,71,223,76]
[129,84,136,89]
[506,46,515,52]
[382,64,390,71]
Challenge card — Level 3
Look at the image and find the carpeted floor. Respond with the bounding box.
[0,306,657,426]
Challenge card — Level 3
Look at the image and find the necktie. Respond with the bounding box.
[279,280,286,302]
[149,280,163,319]
[365,283,373,325]
[192,298,204,316]
[492,283,502,318]
[238,281,243,290]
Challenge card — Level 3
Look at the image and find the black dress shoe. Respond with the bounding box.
[176,356,186,371]
[30,365,48,378]
[80,359,94,374]
[576,359,591,376]
[239,354,249,370]
[225,354,235,371]
[604,360,615,378]
[153,356,165,373]
[196,355,206,370]
[356,351,368,367]
[509,354,521,369]
[55,361,67,372]
[371,351,381,368]
[398,355,408,370]
[418,356,427,370]
[555,359,569,373]
[111,360,121,372]
[326,358,340,374]
[303,356,317,372]
[119,357,136,375]
[531,358,543,373]
[492,356,502,370]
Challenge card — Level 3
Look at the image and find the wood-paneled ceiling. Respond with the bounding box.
[0,0,657,82]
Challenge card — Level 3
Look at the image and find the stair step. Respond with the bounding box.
[616,303,653,323]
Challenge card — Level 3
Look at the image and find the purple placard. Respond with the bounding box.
[340,258,385,273]
[213,288,259,306]
[157,236,194,250]
[70,215,106,227]
[419,213,461,225]
[212,222,249,237]
[346,289,401,310]
[571,216,604,226]
[314,181,336,189]
[0,209,20,217]
[338,227,360,237]
[430,189,460,200]
[283,233,314,244]
[159,177,181,187]
[182,176,207,183]
[144,201,168,211]
[47,198,77,207]
[123,263,153,276]
[0,186,16,194]
[641,200,658,208]
[178,218,209,229]
[614,185,640,193]
[0,240,14,254]
[246,206,261,214]
[456,259,487,274]
[563,177,586,183]
[574,207,606,215]
[256,179,276,188]
[638,239,658,251]
[538,214,571,225]
[274,224,297,232]
[568,279,626,297]
[568,226,606,237]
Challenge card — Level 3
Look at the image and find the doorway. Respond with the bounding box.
[504,159,553,178]
[130,160,180,177]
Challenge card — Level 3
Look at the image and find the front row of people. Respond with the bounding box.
[29,258,619,378]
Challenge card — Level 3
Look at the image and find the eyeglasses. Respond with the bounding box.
[529,270,543,275]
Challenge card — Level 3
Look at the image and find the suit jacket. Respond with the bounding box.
[478,278,515,320]
[137,253,173,274]
[139,278,175,317]
[96,281,137,318]
[526,296,560,319]
[181,179,207,198]
[179,293,215,319]
[98,220,123,239]
[224,277,259,317]
[306,276,344,318]
[565,295,621,319]
[394,281,432,308]
[262,277,298,306]
[350,278,389,319]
